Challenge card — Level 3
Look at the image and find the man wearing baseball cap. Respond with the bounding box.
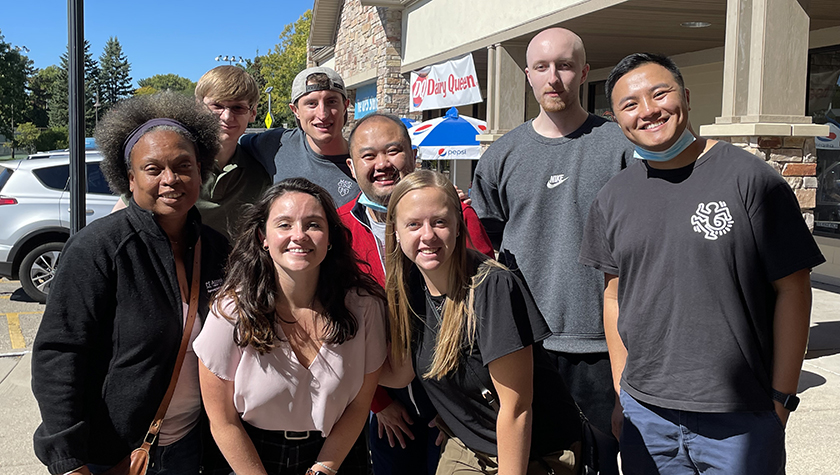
[240,66,359,207]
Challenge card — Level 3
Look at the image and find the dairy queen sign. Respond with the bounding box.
[410,54,483,112]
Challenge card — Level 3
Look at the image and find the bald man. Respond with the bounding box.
[471,27,633,472]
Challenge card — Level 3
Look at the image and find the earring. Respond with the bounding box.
[262,244,269,251]
[328,244,333,251]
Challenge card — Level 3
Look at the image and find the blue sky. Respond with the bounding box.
[2,0,312,86]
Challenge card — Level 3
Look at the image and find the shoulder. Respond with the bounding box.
[483,122,533,153]
[337,196,360,218]
[705,141,788,187]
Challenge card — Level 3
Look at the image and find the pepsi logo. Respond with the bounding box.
[478,125,487,131]
[438,148,447,157]
[818,132,837,142]
[413,96,423,108]
[413,124,433,135]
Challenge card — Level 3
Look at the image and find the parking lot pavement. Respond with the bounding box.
[0,278,44,356]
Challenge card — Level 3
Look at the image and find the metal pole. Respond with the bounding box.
[68,0,87,234]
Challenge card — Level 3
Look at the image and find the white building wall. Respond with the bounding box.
[402,0,590,66]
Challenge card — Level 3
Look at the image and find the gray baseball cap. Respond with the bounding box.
[291,67,347,104]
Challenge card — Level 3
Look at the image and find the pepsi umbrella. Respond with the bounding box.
[408,107,487,160]
[400,117,417,129]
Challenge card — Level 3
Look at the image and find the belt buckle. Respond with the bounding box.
[284,430,310,440]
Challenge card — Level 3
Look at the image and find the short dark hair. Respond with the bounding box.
[214,178,385,354]
[95,91,220,194]
[348,113,412,154]
[605,53,685,110]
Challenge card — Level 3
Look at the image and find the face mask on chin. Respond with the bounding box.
[633,127,696,162]
[358,192,388,214]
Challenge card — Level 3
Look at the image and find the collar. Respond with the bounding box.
[126,197,203,247]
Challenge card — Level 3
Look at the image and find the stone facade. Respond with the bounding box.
[310,0,418,133]
[714,135,819,230]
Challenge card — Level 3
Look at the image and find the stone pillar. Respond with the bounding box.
[699,0,828,229]
[718,135,819,229]
[478,42,526,152]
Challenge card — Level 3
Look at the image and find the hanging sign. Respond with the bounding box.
[354,82,378,119]
[410,54,482,112]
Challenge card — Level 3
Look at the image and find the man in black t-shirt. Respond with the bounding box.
[579,53,824,474]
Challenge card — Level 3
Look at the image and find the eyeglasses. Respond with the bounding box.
[205,102,253,116]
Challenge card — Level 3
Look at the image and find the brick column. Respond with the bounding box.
[715,135,819,230]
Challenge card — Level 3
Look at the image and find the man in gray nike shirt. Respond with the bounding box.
[471,28,633,471]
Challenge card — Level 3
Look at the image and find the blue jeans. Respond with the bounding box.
[619,390,785,475]
[88,424,201,475]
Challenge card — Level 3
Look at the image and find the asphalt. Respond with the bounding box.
[0,282,838,474]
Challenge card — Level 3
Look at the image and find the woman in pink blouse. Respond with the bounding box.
[194,178,387,475]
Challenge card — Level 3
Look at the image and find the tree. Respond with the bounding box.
[136,74,196,96]
[15,122,40,154]
[35,127,69,151]
[49,40,100,136]
[0,29,34,145]
[243,55,269,126]
[27,65,61,128]
[260,10,311,128]
[98,37,133,115]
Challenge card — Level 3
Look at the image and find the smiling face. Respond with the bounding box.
[262,191,330,280]
[393,187,459,281]
[610,62,691,152]
[349,117,416,206]
[203,96,256,148]
[525,28,589,113]
[128,129,201,222]
[289,88,349,152]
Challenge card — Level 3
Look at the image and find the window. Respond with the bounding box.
[31,162,114,195]
[0,167,12,192]
[807,46,840,237]
[87,163,113,195]
[587,80,614,121]
[33,165,70,191]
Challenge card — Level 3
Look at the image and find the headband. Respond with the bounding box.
[123,118,196,166]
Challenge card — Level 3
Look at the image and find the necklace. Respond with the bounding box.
[424,286,446,321]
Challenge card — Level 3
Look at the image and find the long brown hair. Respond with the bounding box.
[214,178,384,354]
[386,170,487,379]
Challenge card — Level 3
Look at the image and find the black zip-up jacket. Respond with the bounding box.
[32,200,229,474]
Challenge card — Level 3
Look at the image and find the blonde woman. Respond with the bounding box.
[380,170,582,475]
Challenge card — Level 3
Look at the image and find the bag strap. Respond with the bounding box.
[139,238,202,450]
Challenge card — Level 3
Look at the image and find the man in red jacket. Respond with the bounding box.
[338,113,492,475]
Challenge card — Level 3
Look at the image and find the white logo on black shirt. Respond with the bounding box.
[691,201,734,240]
[337,179,353,196]
[546,174,569,189]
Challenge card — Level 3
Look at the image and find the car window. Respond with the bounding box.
[32,165,70,191]
[87,163,113,195]
[0,167,12,192]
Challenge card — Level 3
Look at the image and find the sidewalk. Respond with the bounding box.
[0,285,838,474]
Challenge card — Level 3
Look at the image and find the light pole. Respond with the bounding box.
[214,55,245,66]
[264,86,274,129]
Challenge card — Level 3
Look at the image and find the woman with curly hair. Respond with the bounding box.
[194,178,387,475]
[32,91,230,475]
[380,170,583,475]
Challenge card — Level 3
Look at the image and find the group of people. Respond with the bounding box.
[31,24,823,475]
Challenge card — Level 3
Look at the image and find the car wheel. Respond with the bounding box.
[20,242,65,304]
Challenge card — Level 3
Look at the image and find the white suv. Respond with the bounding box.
[0,153,118,303]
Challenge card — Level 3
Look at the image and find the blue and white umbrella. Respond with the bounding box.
[408,107,487,160]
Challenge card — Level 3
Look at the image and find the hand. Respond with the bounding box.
[454,186,472,205]
[773,400,790,427]
[611,399,624,441]
[428,415,449,447]
[375,400,415,449]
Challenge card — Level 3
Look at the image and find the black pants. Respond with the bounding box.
[207,422,371,475]
[544,350,619,475]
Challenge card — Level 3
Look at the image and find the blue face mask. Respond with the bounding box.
[633,127,696,162]
[358,192,388,214]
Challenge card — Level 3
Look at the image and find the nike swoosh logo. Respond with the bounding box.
[546,175,569,189]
